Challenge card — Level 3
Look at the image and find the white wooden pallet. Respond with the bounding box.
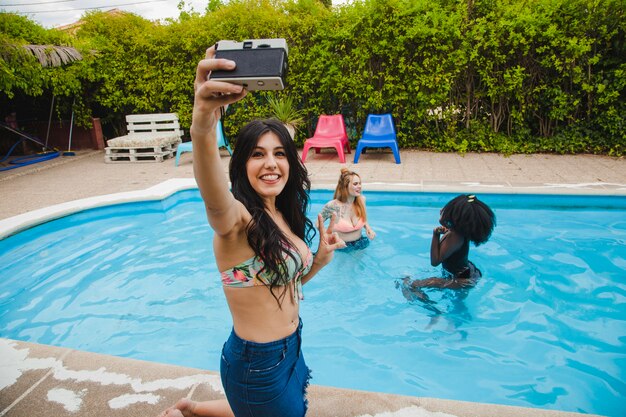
[104,143,176,163]
[104,113,184,163]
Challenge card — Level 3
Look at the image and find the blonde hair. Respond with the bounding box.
[333,168,367,221]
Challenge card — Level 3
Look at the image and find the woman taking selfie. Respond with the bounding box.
[160,47,345,417]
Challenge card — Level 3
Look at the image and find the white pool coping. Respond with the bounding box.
[1,177,625,240]
[0,178,200,240]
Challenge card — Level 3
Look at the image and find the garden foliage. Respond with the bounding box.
[0,0,624,155]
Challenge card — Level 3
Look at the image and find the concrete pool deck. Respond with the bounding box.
[1,149,623,417]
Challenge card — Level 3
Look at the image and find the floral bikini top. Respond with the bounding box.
[220,245,313,302]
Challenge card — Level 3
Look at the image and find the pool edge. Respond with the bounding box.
[1,177,625,240]
[1,337,605,417]
[0,178,198,240]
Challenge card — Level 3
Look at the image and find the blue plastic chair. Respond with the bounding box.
[353,114,401,164]
[175,120,232,166]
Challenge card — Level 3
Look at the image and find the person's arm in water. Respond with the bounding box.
[404,227,467,292]
[362,196,376,239]
[430,226,464,267]
[192,46,248,237]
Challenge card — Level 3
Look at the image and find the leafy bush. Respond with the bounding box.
[0,0,623,154]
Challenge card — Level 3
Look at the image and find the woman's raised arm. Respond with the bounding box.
[319,200,339,222]
[191,46,247,236]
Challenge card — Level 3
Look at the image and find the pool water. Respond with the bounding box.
[0,190,625,416]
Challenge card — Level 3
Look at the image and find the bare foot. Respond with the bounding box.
[159,398,233,417]
[159,398,197,417]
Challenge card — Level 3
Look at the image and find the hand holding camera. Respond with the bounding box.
[209,38,288,91]
[192,38,288,137]
[193,46,247,133]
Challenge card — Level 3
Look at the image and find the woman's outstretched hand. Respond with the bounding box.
[313,214,346,267]
[192,46,248,135]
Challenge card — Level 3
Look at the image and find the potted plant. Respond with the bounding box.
[267,95,305,139]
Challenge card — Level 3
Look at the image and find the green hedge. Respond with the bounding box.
[1,0,624,155]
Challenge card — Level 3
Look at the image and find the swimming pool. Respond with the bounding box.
[0,190,624,416]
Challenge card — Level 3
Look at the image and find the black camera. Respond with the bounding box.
[210,39,288,91]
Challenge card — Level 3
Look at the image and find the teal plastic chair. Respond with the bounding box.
[175,120,232,166]
[353,113,400,164]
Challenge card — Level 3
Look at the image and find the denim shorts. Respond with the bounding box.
[338,235,370,251]
[220,319,311,417]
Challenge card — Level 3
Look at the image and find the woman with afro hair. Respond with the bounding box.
[406,194,496,294]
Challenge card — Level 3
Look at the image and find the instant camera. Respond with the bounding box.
[210,38,288,91]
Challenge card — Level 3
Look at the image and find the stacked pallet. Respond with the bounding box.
[105,141,178,163]
[104,113,183,163]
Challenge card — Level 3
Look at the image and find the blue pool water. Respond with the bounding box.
[0,190,625,416]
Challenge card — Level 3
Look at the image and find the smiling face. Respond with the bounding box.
[347,174,362,198]
[246,132,290,202]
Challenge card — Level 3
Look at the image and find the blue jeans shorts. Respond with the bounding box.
[220,319,311,417]
[338,235,370,251]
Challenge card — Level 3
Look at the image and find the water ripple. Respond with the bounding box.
[1,192,624,416]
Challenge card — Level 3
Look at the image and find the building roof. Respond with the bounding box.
[56,8,126,35]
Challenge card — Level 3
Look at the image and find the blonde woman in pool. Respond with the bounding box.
[320,168,376,251]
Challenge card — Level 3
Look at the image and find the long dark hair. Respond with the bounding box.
[229,119,315,305]
[440,194,496,246]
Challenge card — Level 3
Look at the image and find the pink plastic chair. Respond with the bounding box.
[301,115,351,163]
